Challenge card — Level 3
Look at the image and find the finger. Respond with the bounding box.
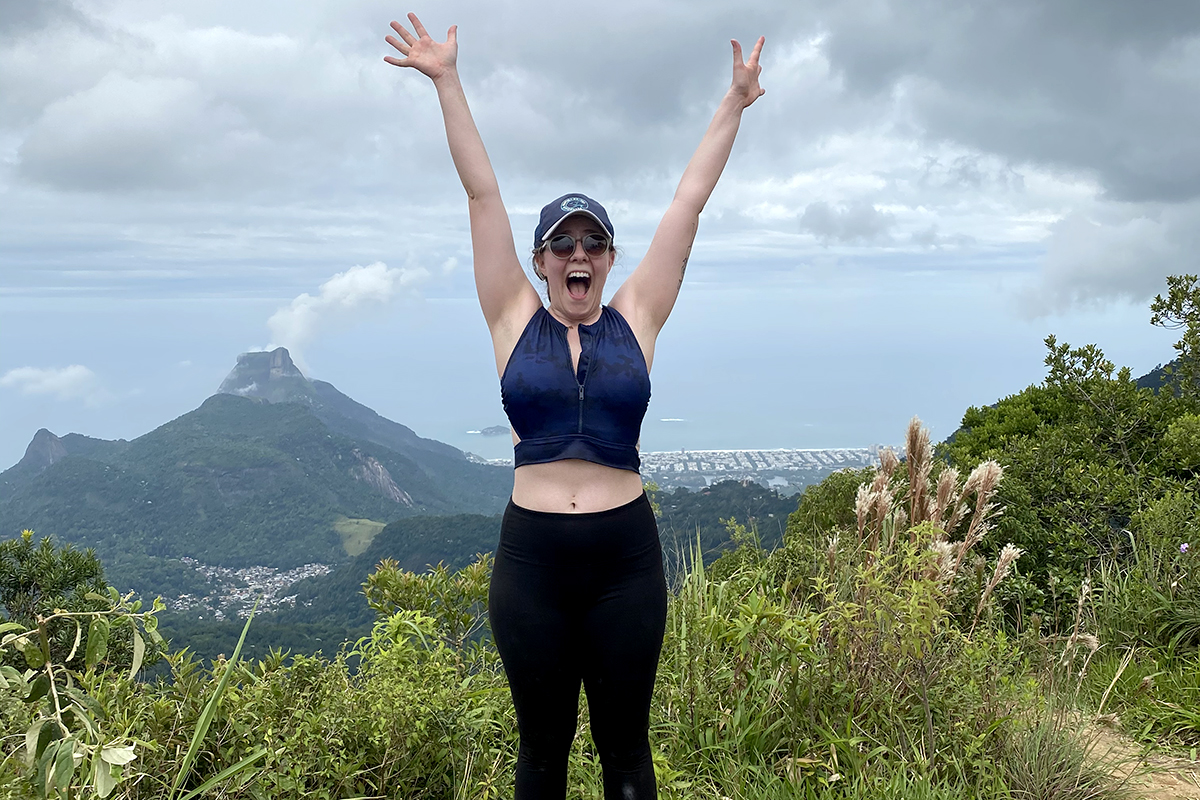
[383,55,409,67]
[748,36,765,67]
[408,12,431,39]
[384,34,411,55]
[731,38,745,68]
[447,24,457,45]
[389,20,417,45]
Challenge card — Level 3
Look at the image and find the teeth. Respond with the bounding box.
[567,271,590,279]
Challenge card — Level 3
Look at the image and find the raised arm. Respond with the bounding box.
[385,14,539,336]
[611,37,765,341]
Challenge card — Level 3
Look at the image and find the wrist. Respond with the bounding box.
[715,91,744,115]
[431,64,462,88]
[720,89,749,113]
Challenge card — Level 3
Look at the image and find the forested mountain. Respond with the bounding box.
[0,348,511,594]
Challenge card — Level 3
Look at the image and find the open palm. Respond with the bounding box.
[384,13,457,81]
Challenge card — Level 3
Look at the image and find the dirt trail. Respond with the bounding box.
[1087,725,1200,799]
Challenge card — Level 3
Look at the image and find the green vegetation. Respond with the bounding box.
[152,484,797,664]
[0,532,161,676]
[0,422,1137,799]
[333,517,386,557]
[4,276,1200,797]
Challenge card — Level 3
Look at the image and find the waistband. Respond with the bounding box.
[505,491,649,521]
[499,492,659,566]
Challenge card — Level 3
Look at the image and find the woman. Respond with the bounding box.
[385,14,764,800]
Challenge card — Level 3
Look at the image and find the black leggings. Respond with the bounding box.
[489,493,667,800]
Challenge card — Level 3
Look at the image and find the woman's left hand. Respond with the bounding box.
[729,37,766,109]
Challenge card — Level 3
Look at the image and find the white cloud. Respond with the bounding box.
[17,73,266,191]
[1019,202,1200,315]
[799,200,895,244]
[267,261,431,354]
[0,364,100,400]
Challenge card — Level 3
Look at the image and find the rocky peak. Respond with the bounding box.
[18,429,68,473]
[218,347,314,403]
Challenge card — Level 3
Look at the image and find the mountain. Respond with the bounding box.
[218,348,465,461]
[0,348,512,595]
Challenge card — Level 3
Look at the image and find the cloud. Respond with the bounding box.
[267,261,431,354]
[17,73,266,191]
[3,0,1200,316]
[819,0,1200,203]
[1019,202,1200,315]
[799,200,895,244]
[0,364,100,400]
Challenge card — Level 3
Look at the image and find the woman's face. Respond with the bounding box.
[535,214,615,320]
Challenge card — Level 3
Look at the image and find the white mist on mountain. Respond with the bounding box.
[267,262,431,361]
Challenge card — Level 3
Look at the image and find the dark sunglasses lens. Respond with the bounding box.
[583,234,609,256]
[548,235,576,258]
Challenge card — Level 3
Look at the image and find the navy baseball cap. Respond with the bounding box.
[534,193,614,249]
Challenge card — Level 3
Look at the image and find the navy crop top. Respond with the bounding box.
[500,305,650,472]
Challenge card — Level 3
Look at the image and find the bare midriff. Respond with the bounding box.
[511,459,645,513]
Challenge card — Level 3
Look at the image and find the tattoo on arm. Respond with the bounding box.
[678,224,697,290]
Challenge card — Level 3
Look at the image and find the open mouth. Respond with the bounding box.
[566,271,591,300]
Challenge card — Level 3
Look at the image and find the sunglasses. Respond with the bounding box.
[543,233,611,259]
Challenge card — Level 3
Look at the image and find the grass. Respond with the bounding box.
[1080,648,1200,750]
[333,516,386,556]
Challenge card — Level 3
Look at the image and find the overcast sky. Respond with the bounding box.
[3,0,1198,470]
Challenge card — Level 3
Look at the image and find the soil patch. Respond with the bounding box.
[1086,722,1200,799]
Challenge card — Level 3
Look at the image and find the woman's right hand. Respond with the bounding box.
[384,13,457,81]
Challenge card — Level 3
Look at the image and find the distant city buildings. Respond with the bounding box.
[469,446,890,493]
[172,557,332,619]
[640,447,884,493]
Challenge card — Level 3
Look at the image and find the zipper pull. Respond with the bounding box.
[579,385,584,401]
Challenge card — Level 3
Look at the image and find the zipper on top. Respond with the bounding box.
[555,308,599,435]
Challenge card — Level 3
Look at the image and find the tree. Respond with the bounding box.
[0,530,145,672]
[1151,273,1200,400]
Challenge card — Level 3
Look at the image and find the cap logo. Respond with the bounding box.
[561,197,589,212]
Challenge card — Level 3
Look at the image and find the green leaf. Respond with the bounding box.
[99,744,137,766]
[53,739,74,793]
[36,718,62,763]
[94,750,119,799]
[0,621,25,636]
[20,638,45,669]
[25,718,47,764]
[85,617,110,669]
[68,702,99,739]
[24,672,50,704]
[2,631,27,647]
[40,740,60,796]
[128,632,145,681]
[1,665,24,690]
